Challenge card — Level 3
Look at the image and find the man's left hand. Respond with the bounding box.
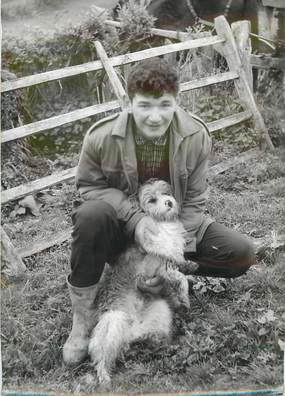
[136,275,166,295]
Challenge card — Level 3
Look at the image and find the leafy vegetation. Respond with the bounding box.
[117,0,156,39]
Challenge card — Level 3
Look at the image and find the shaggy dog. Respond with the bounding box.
[88,179,196,384]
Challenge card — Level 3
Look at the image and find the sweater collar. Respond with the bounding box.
[111,107,202,139]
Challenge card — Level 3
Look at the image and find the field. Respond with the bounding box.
[1,3,285,394]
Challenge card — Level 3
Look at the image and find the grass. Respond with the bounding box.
[1,144,285,394]
[1,16,285,393]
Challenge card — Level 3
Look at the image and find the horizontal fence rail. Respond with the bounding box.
[179,71,239,92]
[1,35,224,93]
[2,72,241,144]
[207,110,252,132]
[1,111,252,204]
[1,100,120,143]
[1,167,77,204]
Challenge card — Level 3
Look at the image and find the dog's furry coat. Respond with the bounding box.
[88,180,191,384]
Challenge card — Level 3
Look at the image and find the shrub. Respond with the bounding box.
[117,0,156,39]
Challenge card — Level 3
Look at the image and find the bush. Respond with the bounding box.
[117,0,156,39]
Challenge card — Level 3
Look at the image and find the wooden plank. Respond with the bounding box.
[262,0,285,8]
[1,110,254,204]
[94,41,129,108]
[105,19,215,39]
[214,15,274,151]
[16,229,285,259]
[105,19,190,40]
[8,148,273,259]
[1,100,120,143]
[1,167,77,204]
[231,20,253,91]
[2,73,240,144]
[1,36,224,93]
[180,71,239,92]
[1,60,104,93]
[258,5,277,45]
[207,110,252,132]
[251,54,285,70]
[16,217,285,260]
[209,148,258,177]
[1,110,251,204]
[17,229,72,258]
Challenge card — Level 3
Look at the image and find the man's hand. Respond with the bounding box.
[134,216,159,252]
[136,274,166,295]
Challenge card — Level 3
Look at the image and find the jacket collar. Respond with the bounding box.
[111,109,130,138]
[111,106,201,139]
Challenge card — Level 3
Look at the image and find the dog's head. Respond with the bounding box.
[138,179,179,221]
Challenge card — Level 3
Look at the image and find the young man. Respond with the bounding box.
[63,57,256,365]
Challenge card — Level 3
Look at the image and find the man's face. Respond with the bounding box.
[130,93,177,140]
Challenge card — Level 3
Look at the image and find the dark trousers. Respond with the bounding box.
[69,201,256,287]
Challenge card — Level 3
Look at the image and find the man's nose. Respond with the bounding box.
[148,110,162,123]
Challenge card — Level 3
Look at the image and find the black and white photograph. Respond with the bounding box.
[1,1,285,395]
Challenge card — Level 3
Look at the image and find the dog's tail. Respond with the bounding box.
[88,310,131,384]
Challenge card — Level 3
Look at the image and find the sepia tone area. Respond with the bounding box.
[1,0,285,394]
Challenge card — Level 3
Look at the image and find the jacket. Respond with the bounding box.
[75,106,214,252]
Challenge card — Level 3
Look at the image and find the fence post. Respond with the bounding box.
[214,15,274,151]
[231,20,253,92]
[95,41,129,109]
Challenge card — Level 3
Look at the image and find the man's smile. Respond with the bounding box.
[148,123,162,128]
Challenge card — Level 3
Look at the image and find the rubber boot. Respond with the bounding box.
[63,278,98,365]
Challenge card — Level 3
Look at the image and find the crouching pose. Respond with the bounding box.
[88,179,193,384]
[63,57,256,367]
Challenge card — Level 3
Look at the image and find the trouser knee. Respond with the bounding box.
[227,239,256,278]
[72,200,118,240]
[187,229,256,279]
[70,200,127,287]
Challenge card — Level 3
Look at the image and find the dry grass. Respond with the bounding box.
[1,145,285,394]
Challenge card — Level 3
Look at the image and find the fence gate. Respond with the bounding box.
[1,16,274,280]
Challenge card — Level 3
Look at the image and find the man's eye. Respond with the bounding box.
[148,198,157,204]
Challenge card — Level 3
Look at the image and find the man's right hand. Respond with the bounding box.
[134,216,159,252]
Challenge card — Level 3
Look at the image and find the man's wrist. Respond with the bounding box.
[125,212,145,239]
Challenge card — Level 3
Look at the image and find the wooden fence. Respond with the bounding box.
[1,16,275,279]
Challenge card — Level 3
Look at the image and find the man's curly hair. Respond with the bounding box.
[127,57,179,99]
